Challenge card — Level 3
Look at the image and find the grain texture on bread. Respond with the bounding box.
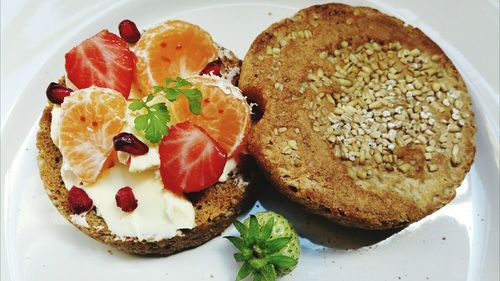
[239,3,475,229]
[37,105,254,255]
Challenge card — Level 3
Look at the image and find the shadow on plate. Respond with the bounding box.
[252,179,403,250]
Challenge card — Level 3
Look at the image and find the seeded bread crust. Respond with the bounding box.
[240,3,475,229]
[36,47,254,255]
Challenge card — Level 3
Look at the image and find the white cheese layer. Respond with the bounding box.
[218,158,237,182]
[60,160,195,241]
[50,106,62,147]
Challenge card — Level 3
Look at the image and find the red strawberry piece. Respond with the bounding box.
[118,19,141,44]
[159,121,227,193]
[115,186,138,212]
[68,186,93,214]
[65,30,135,99]
[199,59,222,76]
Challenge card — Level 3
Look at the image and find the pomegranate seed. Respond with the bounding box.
[118,19,141,44]
[113,132,149,155]
[67,186,93,214]
[115,186,138,212]
[199,59,222,76]
[46,82,73,104]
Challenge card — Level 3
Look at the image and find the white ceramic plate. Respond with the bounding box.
[1,1,499,281]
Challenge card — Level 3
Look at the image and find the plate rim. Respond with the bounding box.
[1,1,499,281]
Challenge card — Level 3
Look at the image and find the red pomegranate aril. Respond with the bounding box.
[115,186,138,212]
[113,132,149,155]
[68,186,93,214]
[46,82,73,104]
[199,59,222,76]
[118,20,141,44]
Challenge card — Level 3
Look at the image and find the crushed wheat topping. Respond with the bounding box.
[298,41,468,179]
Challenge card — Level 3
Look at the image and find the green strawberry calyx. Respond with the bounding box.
[224,215,298,281]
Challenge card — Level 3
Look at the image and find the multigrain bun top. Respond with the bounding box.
[239,3,475,229]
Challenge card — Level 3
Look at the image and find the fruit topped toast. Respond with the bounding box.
[37,19,254,255]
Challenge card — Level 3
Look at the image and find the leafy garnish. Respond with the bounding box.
[225,215,299,281]
[154,77,202,115]
[129,77,203,143]
[128,94,170,143]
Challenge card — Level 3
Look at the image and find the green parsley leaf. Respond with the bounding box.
[164,88,179,101]
[182,88,202,115]
[134,114,150,130]
[175,76,192,87]
[128,95,170,143]
[144,103,169,143]
[164,77,176,86]
[154,76,202,115]
[128,77,203,143]
[153,85,163,94]
[128,99,146,111]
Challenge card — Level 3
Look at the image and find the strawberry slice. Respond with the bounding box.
[65,30,135,98]
[159,122,227,193]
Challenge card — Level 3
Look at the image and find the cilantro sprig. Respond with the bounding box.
[128,94,170,143]
[128,77,202,143]
[154,77,202,115]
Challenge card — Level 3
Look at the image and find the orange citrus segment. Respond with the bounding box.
[59,87,127,183]
[169,76,251,156]
[134,20,219,96]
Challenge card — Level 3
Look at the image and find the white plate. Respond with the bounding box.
[1,1,499,281]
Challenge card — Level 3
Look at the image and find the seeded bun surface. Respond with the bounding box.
[240,3,475,229]
[36,48,254,255]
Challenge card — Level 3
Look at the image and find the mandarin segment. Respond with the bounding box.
[169,76,251,156]
[59,87,127,183]
[134,20,219,96]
